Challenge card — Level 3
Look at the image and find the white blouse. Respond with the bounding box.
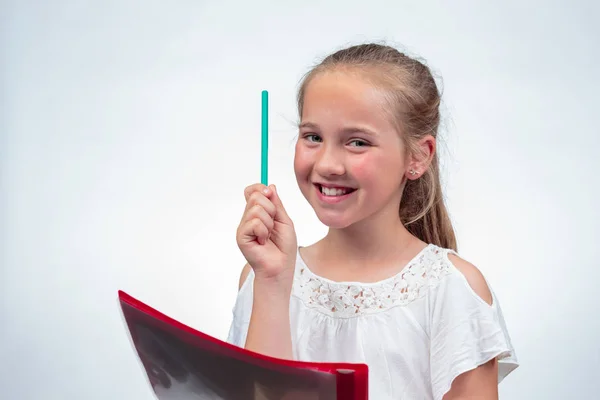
[227,244,518,400]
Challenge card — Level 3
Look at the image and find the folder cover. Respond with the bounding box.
[118,290,368,399]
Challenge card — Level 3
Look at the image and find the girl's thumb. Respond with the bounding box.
[270,185,292,224]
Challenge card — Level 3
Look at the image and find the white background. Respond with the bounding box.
[2,1,599,399]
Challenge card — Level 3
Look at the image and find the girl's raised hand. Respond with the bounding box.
[236,184,298,286]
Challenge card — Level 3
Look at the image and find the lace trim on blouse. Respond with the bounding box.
[292,245,454,318]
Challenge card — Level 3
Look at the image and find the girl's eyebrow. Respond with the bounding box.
[298,121,319,130]
[299,121,378,137]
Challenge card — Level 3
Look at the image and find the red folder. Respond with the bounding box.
[118,290,369,399]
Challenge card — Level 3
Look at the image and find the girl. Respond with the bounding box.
[228,43,518,400]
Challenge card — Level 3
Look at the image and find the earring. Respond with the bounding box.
[409,169,417,176]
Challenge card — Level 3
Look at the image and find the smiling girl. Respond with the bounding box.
[228,43,518,400]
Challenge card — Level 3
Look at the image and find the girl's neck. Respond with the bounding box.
[320,209,422,266]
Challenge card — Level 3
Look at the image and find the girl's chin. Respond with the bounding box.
[315,213,355,230]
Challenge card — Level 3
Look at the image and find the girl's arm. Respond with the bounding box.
[235,184,297,360]
[442,358,499,400]
[239,263,294,360]
[245,276,293,359]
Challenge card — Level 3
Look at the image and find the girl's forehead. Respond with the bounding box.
[302,71,397,133]
[305,70,383,99]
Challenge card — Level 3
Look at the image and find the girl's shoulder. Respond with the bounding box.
[433,246,493,306]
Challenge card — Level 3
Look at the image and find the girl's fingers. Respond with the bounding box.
[244,204,274,234]
[244,218,269,245]
[245,191,276,219]
[244,183,270,202]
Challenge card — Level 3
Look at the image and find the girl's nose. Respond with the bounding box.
[314,145,345,177]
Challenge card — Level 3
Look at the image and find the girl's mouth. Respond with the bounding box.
[314,184,357,201]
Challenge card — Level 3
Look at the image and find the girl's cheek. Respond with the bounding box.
[349,156,376,181]
[293,151,313,178]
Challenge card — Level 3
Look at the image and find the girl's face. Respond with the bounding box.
[294,70,409,229]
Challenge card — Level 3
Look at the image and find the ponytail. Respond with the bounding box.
[400,153,457,251]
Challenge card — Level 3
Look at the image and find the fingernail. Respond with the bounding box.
[263,187,269,194]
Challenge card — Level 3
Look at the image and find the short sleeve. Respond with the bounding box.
[429,252,519,400]
[226,269,254,347]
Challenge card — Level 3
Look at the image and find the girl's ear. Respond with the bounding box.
[405,135,436,180]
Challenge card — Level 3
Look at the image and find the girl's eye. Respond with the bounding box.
[349,139,369,147]
[304,134,322,143]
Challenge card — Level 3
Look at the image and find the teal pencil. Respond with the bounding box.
[261,90,268,186]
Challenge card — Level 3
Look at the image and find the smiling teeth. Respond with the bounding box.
[321,186,350,196]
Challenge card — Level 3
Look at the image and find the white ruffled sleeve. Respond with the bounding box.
[429,253,519,400]
[226,269,254,347]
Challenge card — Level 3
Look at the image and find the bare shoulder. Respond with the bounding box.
[238,263,252,290]
[447,253,493,305]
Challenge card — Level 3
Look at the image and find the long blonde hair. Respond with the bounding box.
[297,43,457,251]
